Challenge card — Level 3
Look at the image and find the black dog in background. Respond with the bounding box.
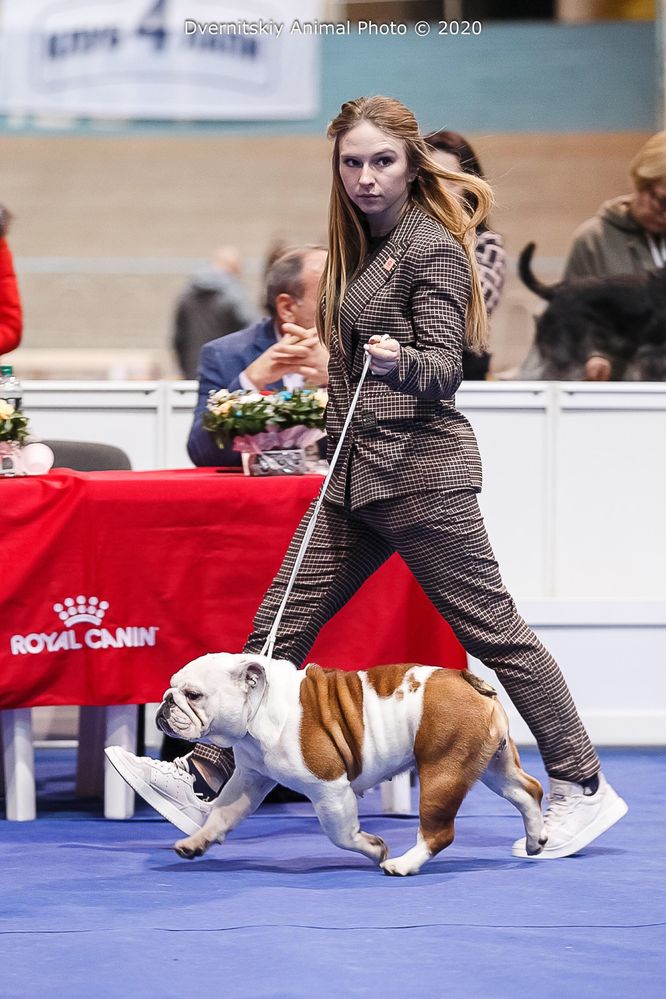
[518,242,666,380]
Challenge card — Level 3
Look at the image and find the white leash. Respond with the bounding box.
[260,338,387,662]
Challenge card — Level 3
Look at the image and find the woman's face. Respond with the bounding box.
[338,121,417,235]
[429,149,466,201]
[631,178,666,235]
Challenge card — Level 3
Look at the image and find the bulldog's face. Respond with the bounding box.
[156,653,267,747]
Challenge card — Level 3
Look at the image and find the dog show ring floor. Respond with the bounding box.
[2,748,664,999]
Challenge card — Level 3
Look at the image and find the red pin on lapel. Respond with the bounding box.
[384,257,396,271]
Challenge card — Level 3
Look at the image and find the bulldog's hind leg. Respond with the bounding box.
[310,782,388,865]
[174,770,276,859]
[480,733,547,856]
[381,763,473,876]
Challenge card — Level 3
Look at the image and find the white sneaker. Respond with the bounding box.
[512,773,628,859]
[105,747,214,835]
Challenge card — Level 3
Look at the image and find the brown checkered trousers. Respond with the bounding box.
[193,204,600,783]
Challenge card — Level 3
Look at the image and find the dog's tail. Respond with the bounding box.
[461,669,497,698]
[518,242,557,301]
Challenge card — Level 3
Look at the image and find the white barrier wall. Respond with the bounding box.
[457,383,553,599]
[469,601,666,747]
[165,381,198,470]
[24,381,167,473]
[555,386,666,600]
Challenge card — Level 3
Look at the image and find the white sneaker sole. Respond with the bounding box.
[104,746,205,836]
[512,792,628,859]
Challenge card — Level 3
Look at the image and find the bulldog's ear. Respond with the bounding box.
[238,657,266,694]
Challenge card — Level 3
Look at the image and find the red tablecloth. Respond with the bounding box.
[0,469,465,708]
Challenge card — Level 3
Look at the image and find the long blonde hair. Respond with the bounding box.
[318,95,494,355]
[629,130,666,189]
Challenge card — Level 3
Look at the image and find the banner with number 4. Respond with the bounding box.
[0,0,321,120]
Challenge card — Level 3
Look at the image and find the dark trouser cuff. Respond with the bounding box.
[191,743,235,781]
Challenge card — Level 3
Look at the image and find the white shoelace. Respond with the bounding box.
[543,788,579,827]
[150,756,191,776]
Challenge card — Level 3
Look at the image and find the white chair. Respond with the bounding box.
[1,710,35,821]
[1,705,138,821]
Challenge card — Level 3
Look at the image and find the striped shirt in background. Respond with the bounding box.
[475,229,506,317]
[462,229,506,380]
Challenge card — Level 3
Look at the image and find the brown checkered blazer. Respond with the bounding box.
[325,203,483,509]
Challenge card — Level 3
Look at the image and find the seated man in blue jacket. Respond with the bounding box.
[187,245,329,467]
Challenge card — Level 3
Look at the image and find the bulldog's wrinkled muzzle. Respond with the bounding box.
[156,689,203,738]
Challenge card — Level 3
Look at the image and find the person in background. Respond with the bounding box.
[564,131,666,382]
[0,204,23,357]
[520,131,666,383]
[425,130,506,380]
[564,131,666,282]
[186,245,329,467]
[172,245,256,380]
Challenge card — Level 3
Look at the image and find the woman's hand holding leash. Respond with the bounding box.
[364,334,400,376]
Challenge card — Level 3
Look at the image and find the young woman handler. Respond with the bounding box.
[109,97,627,860]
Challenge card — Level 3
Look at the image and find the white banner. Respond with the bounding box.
[0,0,322,120]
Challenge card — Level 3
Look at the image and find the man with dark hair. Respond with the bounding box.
[187,245,328,467]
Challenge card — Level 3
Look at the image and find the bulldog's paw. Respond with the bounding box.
[364,833,389,865]
[380,856,417,877]
[174,834,209,859]
[526,830,548,856]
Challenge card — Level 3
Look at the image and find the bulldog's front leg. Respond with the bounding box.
[310,781,389,866]
[174,769,275,860]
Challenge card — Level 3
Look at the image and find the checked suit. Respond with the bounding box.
[194,204,600,783]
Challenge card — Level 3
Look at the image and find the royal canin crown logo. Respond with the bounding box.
[9,596,159,656]
[53,596,109,626]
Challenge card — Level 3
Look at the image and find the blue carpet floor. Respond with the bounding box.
[1,749,664,999]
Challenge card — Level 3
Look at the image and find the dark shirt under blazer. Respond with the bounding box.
[325,204,483,509]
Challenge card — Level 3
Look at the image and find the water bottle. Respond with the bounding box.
[0,365,22,411]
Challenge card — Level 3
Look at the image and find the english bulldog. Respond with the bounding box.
[157,653,547,876]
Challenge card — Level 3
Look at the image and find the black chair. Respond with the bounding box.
[43,439,132,471]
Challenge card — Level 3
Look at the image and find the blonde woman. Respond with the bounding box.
[565,130,666,280]
[109,96,626,862]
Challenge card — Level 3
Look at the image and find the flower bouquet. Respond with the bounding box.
[0,400,54,477]
[0,399,29,476]
[203,388,328,476]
